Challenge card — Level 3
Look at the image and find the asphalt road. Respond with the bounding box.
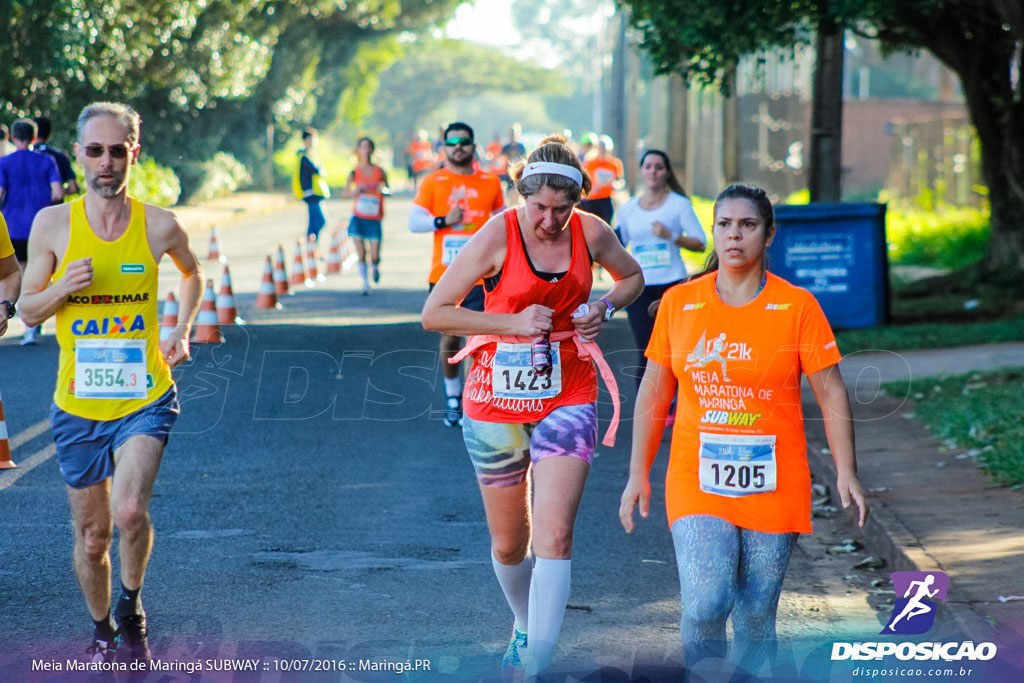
[0,197,896,681]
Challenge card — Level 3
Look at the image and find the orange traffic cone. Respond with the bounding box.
[208,227,226,263]
[216,265,238,325]
[274,245,291,296]
[306,234,324,283]
[325,231,342,274]
[290,239,308,287]
[0,389,15,470]
[255,256,279,309]
[192,279,224,343]
[160,292,178,342]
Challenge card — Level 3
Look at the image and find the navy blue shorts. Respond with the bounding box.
[347,215,382,241]
[50,388,180,489]
[429,283,485,312]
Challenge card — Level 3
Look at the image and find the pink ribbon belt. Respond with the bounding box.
[449,331,621,447]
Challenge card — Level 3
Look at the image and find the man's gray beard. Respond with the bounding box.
[89,177,125,198]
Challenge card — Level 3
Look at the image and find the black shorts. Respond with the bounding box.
[429,283,485,312]
[11,239,28,262]
[578,197,615,225]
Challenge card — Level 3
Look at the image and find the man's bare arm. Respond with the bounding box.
[149,207,202,367]
[19,206,84,327]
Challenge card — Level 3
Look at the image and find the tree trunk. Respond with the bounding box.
[809,17,844,202]
[923,13,1024,275]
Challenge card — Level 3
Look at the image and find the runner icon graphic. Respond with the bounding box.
[881,571,949,635]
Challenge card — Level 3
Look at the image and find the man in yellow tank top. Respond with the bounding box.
[19,102,203,666]
[0,213,23,336]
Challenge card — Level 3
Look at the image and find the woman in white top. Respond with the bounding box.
[615,150,706,382]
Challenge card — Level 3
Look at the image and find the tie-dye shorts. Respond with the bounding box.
[462,403,598,488]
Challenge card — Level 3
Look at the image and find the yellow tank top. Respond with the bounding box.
[53,197,173,419]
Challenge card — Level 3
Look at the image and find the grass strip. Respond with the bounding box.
[883,368,1024,486]
[837,317,1024,355]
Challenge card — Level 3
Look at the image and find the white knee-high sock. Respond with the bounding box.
[524,557,571,675]
[491,552,532,632]
[357,261,369,287]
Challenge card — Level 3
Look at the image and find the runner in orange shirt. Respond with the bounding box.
[579,135,624,225]
[407,129,434,192]
[619,183,868,674]
[485,133,506,179]
[408,122,505,427]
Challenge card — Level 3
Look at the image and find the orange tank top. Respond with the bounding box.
[352,165,385,220]
[463,208,597,423]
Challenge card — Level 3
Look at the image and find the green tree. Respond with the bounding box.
[0,0,459,182]
[370,39,561,153]
[620,0,1024,276]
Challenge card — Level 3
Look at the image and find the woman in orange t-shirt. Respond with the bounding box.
[619,183,869,672]
[423,136,642,675]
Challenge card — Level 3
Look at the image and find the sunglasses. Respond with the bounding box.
[83,144,133,159]
[444,137,473,147]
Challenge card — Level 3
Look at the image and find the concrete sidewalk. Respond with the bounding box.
[804,343,1024,658]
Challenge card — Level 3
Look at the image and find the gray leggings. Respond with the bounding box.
[671,515,797,671]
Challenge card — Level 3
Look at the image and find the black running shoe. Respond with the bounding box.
[443,395,463,428]
[115,612,151,665]
[86,635,118,664]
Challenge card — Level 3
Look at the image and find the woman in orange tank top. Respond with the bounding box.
[423,135,643,675]
[342,137,389,294]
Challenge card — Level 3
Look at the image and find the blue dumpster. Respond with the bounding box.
[767,203,889,330]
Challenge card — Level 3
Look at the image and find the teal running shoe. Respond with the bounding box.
[502,625,528,670]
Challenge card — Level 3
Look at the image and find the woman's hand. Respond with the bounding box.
[619,475,651,533]
[511,304,553,337]
[651,221,672,240]
[572,303,603,340]
[836,471,869,527]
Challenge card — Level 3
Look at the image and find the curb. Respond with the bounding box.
[804,397,1001,644]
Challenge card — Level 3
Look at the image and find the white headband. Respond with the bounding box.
[521,161,583,187]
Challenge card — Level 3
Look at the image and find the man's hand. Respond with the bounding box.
[160,327,191,368]
[59,257,93,296]
[445,205,465,228]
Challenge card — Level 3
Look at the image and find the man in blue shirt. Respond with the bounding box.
[0,118,62,343]
[35,116,80,196]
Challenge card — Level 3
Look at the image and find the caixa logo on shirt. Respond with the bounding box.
[71,315,145,336]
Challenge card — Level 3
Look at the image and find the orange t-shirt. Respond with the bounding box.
[486,142,506,176]
[409,140,434,174]
[583,156,623,200]
[413,168,504,283]
[645,272,842,534]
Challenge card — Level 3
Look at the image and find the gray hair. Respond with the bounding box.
[77,102,141,146]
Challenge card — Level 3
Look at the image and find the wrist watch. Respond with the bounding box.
[599,297,615,321]
[433,216,447,230]
[2,300,15,319]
